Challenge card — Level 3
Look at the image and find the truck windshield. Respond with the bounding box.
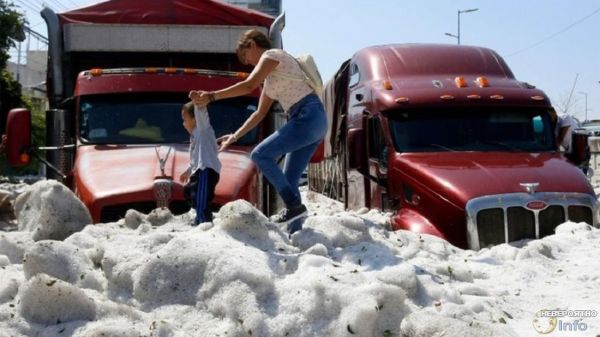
[387,107,555,152]
[79,94,259,145]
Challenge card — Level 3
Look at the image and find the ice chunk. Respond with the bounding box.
[23,240,104,291]
[18,273,96,324]
[14,180,91,241]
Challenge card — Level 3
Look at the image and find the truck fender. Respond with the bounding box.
[391,208,447,240]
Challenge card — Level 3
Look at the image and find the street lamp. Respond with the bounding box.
[579,91,588,122]
[445,8,479,45]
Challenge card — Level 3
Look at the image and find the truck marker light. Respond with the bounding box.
[521,82,536,89]
[475,76,489,88]
[490,94,504,100]
[383,80,393,90]
[455,76,467,88]
[440,94,455,100]
[467,94,481,100]
[20,153,30,164]
[145,67,158,73]
[395,97,410,103]
[531,95,545,101]
[165,67,177,74]
[90,68,103,76]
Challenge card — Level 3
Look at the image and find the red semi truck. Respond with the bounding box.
[311,44,598,249]
[5,0,286,222]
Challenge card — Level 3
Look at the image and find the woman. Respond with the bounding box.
[189,29,327,225]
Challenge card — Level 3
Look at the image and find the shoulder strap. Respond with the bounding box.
[270,69,307,82]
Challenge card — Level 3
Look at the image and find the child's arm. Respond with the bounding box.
[218,91,273,151]
[189,56,279,107]
[180,166,191,183]
[193,105,211,131]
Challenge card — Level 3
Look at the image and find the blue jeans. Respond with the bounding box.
[251,94,327,208]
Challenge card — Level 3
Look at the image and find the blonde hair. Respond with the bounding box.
[236,29,272,53]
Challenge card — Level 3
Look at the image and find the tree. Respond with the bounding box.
[1,1,28,133]
[0,1,26,69]
[553,91,581,118]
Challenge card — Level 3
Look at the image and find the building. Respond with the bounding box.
[6,50,48,112]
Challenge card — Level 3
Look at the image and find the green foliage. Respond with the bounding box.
[0,1,27,69]
[1,68,24,115]
[0,2,34,176]
[23,96,46,148]
[1,1,28,125]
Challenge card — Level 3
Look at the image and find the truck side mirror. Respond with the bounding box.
[5,108,32,167]
[347,128,365,170]
[567,129,590,167]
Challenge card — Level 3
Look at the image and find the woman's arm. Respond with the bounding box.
[557,126,570,147]
[218,91,274,151]
[191,56,279,106]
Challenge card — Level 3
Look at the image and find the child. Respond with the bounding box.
[180,101,221,225]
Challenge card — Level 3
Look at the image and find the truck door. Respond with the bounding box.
[366,116,388,210]
[345,62,370,209]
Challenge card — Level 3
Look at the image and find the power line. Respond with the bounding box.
[29,21,46,28]
[44,0,70,11]
[63,0,79,8]
[15,0,40,9]
[506,6,600,57]
[24,26,48,44]
[14,0,40,13]
[24,0,44,7]
[40,0,66,12]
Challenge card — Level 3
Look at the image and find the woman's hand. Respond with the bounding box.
[188,90,212,107]
[217,134,237,152]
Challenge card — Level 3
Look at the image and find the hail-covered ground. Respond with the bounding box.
[1,179,599,337]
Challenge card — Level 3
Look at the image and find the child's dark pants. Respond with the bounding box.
[184,168,220,224]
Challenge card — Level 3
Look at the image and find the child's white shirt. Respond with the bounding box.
[188,106,221,174]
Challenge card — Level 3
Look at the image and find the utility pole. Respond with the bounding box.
[445,8,479,45]
[579,91,588,122]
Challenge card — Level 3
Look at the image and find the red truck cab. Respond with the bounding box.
[71,68,265,222]
[5,0,286,222]
[312,44,598,249]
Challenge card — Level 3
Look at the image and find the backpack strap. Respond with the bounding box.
[268,50,321,95]
[270,69,307,82]
[269,51,312,84]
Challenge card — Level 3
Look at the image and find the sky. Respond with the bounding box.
[1,179,600,336]
[10,0,600,121]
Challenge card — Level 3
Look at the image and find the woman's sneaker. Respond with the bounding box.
[270,204,308,224]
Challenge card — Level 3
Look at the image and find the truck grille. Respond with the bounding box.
[100,201,190,223]
[539,206,565,237]
[467,193,598,250]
